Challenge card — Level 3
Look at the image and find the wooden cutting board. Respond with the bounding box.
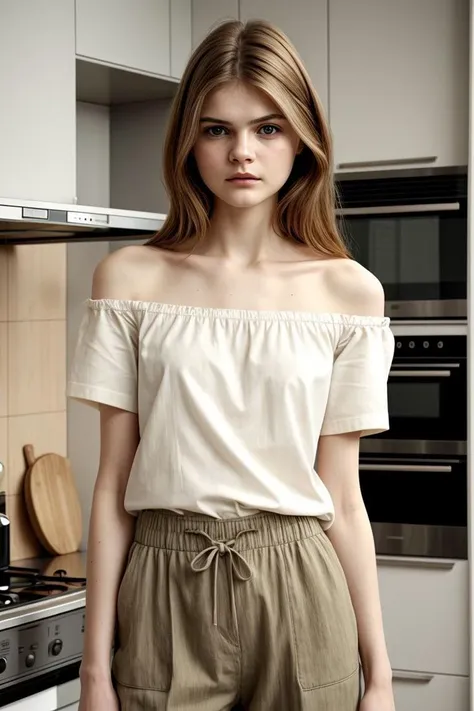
[23,444,82,555]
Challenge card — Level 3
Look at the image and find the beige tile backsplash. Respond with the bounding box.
[8,244,66,321]
[0,249,8,322]
[1,244,67,560]
[7,494,43,561]
[0,418,7,490]
[0,324,6,417]
[8,320,66,416]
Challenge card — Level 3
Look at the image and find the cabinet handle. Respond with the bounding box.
[392,670,434,683]
[388,370,452,378]
[377,556,455,570]
[337,156,438,169]
[359,464,452,472]
[335,202,460,216]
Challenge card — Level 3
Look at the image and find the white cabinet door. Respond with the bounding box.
[171,0,192,79]
[392,671,468,711]
[76,0,170,76]
[191,0,238,49]
[2,688,57,710]
[329,0,469,172]
[377,557,468,675]
[239,0,328,111]
[0,0,76,203]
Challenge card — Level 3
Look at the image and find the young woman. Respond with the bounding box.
[68,19,396,711]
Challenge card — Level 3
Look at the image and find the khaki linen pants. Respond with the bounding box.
[112,510,361,710]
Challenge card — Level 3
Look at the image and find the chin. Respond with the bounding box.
[214,188,277,210]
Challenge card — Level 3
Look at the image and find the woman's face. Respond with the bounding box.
[193,81,301,211]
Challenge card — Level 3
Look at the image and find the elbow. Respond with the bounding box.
[334,491,367,521]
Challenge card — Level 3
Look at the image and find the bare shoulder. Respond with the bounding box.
[323,258,385,317]
[91,245,164,300]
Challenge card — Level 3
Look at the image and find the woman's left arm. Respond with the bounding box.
[316,431,395,708]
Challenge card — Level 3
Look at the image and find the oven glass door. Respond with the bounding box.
[359,455,467,558]
[383,359,466,441]
[337,204,467,318]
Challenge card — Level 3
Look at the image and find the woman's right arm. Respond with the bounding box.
[78,250,142,704]
[79,404,139,699]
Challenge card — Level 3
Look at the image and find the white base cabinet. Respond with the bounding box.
[392,671,468,711]
[377,557,468,676]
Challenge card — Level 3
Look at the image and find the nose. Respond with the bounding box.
[229,131,256,164]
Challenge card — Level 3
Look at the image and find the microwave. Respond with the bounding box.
[336,171,468,320]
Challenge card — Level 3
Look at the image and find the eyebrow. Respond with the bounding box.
[199,113,286,125]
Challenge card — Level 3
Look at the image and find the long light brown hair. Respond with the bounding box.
[147,19,350,259]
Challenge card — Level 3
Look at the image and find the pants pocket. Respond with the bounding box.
[283,533,359,691]
[112,542,172,692]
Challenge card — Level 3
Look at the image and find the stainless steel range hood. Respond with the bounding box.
[0,197,166,245]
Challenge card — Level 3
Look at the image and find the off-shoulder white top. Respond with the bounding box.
[67,299,395,528]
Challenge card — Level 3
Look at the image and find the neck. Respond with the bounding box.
[197,198,287,265]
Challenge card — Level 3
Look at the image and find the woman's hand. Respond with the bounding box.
[360,683,396,711]
[78,676,119,711]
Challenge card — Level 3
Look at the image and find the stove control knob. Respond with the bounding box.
[0,657,6,674]
[50,639,63,657]
[25,653,35,668]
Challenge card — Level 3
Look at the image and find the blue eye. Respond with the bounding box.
[258,125,281,136]
[205,126,228,137]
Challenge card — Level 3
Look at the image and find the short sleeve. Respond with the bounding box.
[321,321,395,437]
[66,300,139,413]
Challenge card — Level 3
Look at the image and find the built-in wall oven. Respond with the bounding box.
[359,333,467,559]
[336,171,467,319]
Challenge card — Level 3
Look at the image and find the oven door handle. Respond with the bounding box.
[335,202,460,216]
[389,369,453,378]
[391,363,460,368]
[359,464,453,472]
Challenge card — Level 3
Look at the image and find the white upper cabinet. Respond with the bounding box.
[239,0,328,112]
[76,0,170,76]
[0,0,76,203]
[329,0,469,172]
[171,0,192,79]
[191,0,239,49]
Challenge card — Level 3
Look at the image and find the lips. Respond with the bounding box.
[227,175,260,183]
[226,174,260,181]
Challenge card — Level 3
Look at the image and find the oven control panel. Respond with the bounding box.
[393,335,466,357]
[0,608,84,688]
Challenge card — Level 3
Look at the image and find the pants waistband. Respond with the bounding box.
[135,509,324,551]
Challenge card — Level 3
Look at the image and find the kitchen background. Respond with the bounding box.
[0,0,474,709]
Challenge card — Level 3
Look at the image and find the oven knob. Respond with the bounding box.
[0,657,7,673]
[50,639,63,657]
[423,341,429,349]
[438,341,444,348]
[409,341,415,349]
[25,652,35,668]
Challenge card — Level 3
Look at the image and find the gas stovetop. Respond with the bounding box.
[0,564,86,609]
[0,554,87,701]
